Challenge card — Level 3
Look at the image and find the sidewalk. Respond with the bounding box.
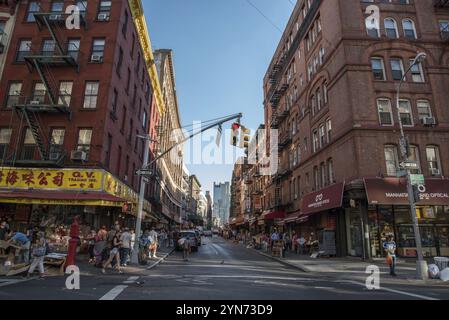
[59,246,175,277]
[229,239,448,286]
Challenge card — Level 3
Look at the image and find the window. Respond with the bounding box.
[51,1,64,13]
[323,83,328,104]
[402,19,417,40]
[77,129,93,157]
[410,59,424,83]
[122,10,129,37]
[311,95,316,115]
[49,128,65,157]
[317,89,322,111]
[320,163,326,187]
[58,81,73,106]
[142,110,147,130]
[390,59,404,80]
[384,145,399,177]
[97,1,112,20]
[398,100,413,126]
[417,100,432,122]
[116,47,124,76]
[91,38,105,62]
[314,166,320,190]
[16,40,31,62]
[312,129,319,153]
[426,146,441,176]
[366,11,380,38]
[439,20,449,39]
[319,124,326,147]
[0,129,12,160]
[111,89,118,115]
[408,145,421,174]
[26,2,40,22]
[105,134,112,168]
[5,82,22,108]
[76,1,87,18]
[21,129,36,160]
[385,18,398,39]
[327,159,334,184]
[41,39,55,56]
[371,58,385,80]
[377,99,394,126]
[326,118,332,142]
[83,82,99,109]
[68,39,80,61]
[32,82,46,104]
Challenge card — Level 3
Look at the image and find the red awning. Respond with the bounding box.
[0,191,127,202]
[365,178,449,206]
[300,182,345,216]
[263,210,286,220]
[284,212,301,223]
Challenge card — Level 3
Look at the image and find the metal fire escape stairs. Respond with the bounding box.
[13,12,86,167]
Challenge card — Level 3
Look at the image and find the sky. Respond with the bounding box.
[143,0,294,195]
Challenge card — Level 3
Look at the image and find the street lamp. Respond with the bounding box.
[131,134,158,265]
[395,52,427,280]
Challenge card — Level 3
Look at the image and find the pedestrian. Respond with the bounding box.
[292,232,298,253]
[27,233,47,279]
[0,221,8,256]
[130,229,136,261]
[178,236,191,261]
[102,230,123,274]
[86,229,97,264]
[270,229,279,252]
[8,231,31,264]
[384,235,397,277]
[297,235,306,255]
[138,230,150,265]
[120,228,132,267]
[93,227,107,268]
[148,227,158,259]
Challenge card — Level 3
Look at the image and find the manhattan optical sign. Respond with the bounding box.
[301,183,345,215]
[365,178,449,206]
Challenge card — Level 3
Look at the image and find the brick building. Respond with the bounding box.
[260,0,449,258]
[0,0,163,231]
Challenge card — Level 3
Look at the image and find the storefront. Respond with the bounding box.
[298,182,345,256]
[261,210,286,233]
[363,178,449,258]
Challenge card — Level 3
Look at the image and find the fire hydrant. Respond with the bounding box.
[65,216,80,269]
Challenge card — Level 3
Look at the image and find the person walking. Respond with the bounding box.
[292,232,298,254]
[383,235,398,277]
[119,228,132,267]
[27,233,47,279]
[129,229,136,263]
[86,229,97,264]
[8,231,31,264]
[297,235,306,255]
[102,231,123,274]
[178,236,191,261]
[138,230,150,265]
[270,230,279,252]
[148,228,158,259]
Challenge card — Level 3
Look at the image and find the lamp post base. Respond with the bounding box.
[417,260,429,280]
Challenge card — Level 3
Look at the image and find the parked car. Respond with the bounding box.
[204,230,213,237]
[176,230,199,252]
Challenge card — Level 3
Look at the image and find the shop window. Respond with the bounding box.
[384,145,399,177]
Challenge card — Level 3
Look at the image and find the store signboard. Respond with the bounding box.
[0,168,103,191]
[300,182,345,215]
[365,178,449,205]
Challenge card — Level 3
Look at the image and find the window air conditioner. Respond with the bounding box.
[421,117,436,126]
[71,150,87,161]
[91,54,103,63]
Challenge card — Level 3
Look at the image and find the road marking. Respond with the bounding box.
[345,280,439,301]
[99,285,128,300]
[0,278,34,287]
[123,276,139,284]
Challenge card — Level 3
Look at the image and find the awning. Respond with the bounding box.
[284,212,301,224]
[0,191,127,207]
[365,178,449,206]
[262,210,286,220]
[300,182,345,215]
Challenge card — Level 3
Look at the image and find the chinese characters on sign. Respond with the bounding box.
[0,168,103,191]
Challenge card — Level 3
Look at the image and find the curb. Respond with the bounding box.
[147,247,176,270]
[257,251,310,273]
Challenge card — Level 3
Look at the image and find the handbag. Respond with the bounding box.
[386,255,393,266]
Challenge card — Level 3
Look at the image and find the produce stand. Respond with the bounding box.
[0,240,30,276]
[44,253,67,274]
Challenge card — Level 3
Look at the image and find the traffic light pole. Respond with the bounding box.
[140,113,243,173]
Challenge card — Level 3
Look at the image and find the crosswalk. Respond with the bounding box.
[0,278,30,287]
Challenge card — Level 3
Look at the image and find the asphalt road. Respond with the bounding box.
[0,236,448,300]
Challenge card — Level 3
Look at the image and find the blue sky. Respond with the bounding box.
[143,0,294,195]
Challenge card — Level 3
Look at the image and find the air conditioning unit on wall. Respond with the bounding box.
[71,150,87,161]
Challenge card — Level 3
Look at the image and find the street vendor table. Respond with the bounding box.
[44,253,67,274]
[0,240,30,276]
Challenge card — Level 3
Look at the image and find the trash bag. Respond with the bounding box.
[440,268,449,282]
[428,264,440,279]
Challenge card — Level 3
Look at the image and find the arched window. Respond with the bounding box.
[384,18,398,39]
[402,19,417,40]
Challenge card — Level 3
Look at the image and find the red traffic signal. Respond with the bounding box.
[232,123,241,131]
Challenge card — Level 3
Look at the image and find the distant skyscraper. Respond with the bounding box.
[213,182,230,227]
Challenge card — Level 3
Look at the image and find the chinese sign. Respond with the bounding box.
[0,168,103,191]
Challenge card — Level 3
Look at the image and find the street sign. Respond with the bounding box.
[136,169,152,176]
[399,161,419,170]
[410,174,425,186]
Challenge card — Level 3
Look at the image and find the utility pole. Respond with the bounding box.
[395,52,428,280]
[131,135,157,265]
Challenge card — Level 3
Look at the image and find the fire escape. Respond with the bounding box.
[12,12,86,166]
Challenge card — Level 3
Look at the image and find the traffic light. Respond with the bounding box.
[231,122,240,146]
[239,126,251,156]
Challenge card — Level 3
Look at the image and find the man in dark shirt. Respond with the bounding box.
[0,221,8,241]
